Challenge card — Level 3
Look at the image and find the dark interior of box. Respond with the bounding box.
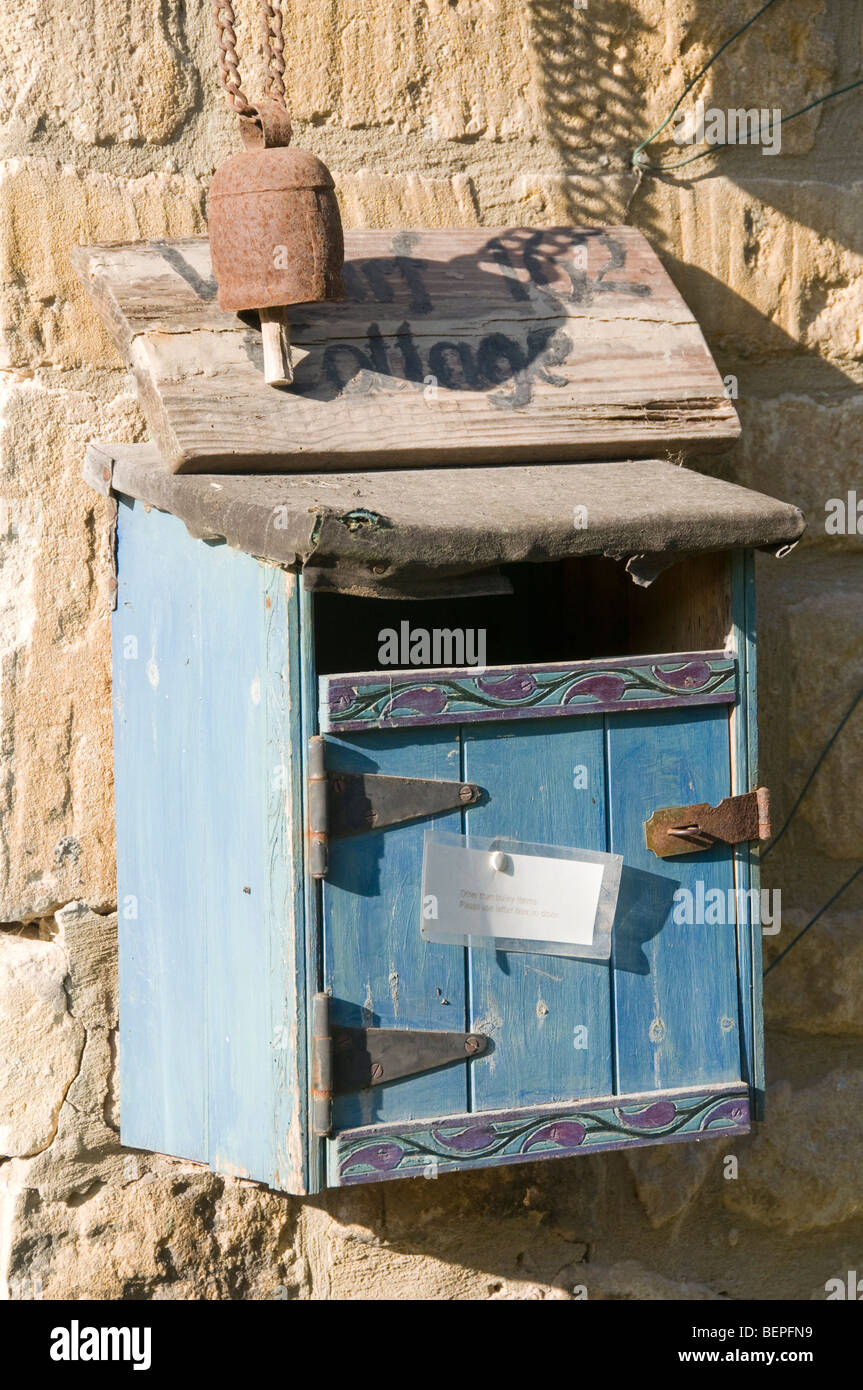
[313,552,733,675]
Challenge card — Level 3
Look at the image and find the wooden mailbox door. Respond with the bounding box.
[318,653,755,1187]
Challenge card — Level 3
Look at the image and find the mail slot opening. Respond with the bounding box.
[313,552,732,675]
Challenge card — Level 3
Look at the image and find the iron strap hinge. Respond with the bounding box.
[311,993,489,1137]
[308,735,482,879]
[644,787,771,859]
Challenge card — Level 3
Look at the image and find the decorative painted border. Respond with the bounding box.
[330,1083,750,1186]
[319,652,736,732]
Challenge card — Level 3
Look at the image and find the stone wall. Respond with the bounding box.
[1,0,862,1300]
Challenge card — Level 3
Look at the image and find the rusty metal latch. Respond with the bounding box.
[311,993,488,1137]
[308,735,482,878]
[644,787,771,859]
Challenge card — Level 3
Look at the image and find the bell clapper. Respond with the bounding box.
[259,306,293,387]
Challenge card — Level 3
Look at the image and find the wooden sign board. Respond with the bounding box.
[72,227,739,474]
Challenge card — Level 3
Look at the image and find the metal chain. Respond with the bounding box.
[212,2,252,113]
[211,0,287,115]
[260,1,287,104]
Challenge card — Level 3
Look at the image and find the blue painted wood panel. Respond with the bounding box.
[462,719,611,1109]
[320,698,745,1147]
[114,500,309,1191]
[201,540,279,1183]
[114,499,208,1164]
[731,549,764,1114]
[607,706,742,1093]
[266,569,312,1193]
[299,583,325,1191]
[321,729,470,1130]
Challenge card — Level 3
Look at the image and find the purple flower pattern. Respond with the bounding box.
[337,1090,750,1183]
[323,656,735,731]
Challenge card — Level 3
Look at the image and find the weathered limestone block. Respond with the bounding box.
[487,170,636,227]
[0,160,207,370]
[295,1168,598,1300]
[757,550,863,873]
[196,0,838,151]
[0,901,305,1300]
[1,1162,303,1300]
[764,910,863,1036]
[627,0,836,162]
[0,2,196,146]
[301,1189,725,1298]
[725,1070,863,1232]
[230,0,538,139]
[297,1170,722,1299]
[15,905,119,1201]
[299,1202,588,1300]
[0,905,114,1177]
[577,1260,725,1301]
[56,899,117,1031]
[644,177,863,364]
[721,389,863,544]
[626,1138,724,1229]
[335,168,480,228]
[0,0,841,157]
[0,930,84,1158]
[0,374,141,921]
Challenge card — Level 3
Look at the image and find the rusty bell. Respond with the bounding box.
[208,100,344,314]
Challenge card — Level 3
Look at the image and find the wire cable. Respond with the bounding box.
[761,681,863,974]
[764,862,863,977]
[763,683,863,861]
[632,1,863,173]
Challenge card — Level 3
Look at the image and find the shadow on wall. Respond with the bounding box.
[526,0,863,385]
[525,0,654,219]
[525,3,863,965]
[298,1142,699,1300]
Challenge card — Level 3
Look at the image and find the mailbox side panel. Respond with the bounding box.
[113,500,310,1192]
[113,500,208,1165]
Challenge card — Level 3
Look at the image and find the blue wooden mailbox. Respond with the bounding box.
[77,228,805,1192]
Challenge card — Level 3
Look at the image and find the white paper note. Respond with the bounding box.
[421,832,622,959]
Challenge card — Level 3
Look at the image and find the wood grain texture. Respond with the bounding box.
[607,706,741,1093]
[113,499,208,1165]
[72,228,740,472]
[627,553,733,655]
[113,500,762,1189]
[319,673,750,1172]
[300,583,327,1192]
[114,502,310,1192]
[731,549,765,1118]
[267,571,312,1191]
[329,1083,750,1185]
[321,728,471,1131]
[462,719,612,1108]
